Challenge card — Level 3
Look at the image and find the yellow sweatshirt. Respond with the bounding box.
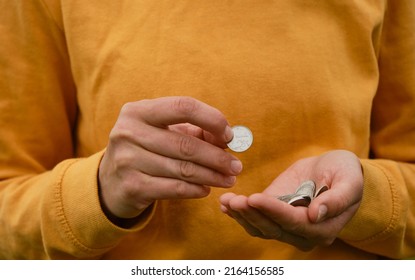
[1,0,415,259]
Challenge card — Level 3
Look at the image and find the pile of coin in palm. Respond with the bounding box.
[277,180,329,207]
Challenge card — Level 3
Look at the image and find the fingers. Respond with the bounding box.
[219,150,364,251]
[220,194,268,237]
[99,97,241,219]
[169,123,228,149]
[132,145,237,188]
[247,193,311,235]
[230,195,284,240]
[247,193,341,244]
[129,124,242,176]
[220,193,315,251]
[129,173,212,201]
[125,96,234,143]
[106,172,212,218]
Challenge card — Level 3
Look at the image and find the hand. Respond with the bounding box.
[220,150,363,251]
[99,96,243,219]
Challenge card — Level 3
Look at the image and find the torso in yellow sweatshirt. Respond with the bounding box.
[0,0,414,259]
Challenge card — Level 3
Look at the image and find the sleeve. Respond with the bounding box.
[0,0,152,259]
[338,0,415,259]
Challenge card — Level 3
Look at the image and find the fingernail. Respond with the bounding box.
[225,125,234,143]
[225,176,237,186]
[231,160,243,174]
[317,205,328,223]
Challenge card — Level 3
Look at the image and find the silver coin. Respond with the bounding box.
[277,193,295,203]
[277,180,330,207]
[315,185,329,198]
[227,125,253,152]
[295,180,316,198]
[287,195,312,207]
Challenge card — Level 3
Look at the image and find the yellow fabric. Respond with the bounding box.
[1,0,414,259]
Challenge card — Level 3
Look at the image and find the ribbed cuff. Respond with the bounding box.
[338,159,397,243]
[56,151,155,255]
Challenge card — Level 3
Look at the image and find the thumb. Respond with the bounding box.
[308,186,359,223]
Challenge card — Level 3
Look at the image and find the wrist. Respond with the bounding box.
[98,177,152,229]
[100,199,153,229]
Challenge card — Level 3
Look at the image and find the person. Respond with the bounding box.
[0,0,414,260]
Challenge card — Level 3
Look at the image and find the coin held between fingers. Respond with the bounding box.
[227,125,253,152]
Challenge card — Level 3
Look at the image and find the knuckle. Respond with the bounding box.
[108,148,134,171]
[172,96,198,118]
[217,153,232,170]
[217,152,229,165]
[120,100,152,120]
[120,102,134,115]
[111,104,143,143]
[109,124,133,144]
[178,135,197,157]
[119,101,140,117]
[117,173,143,199]
[120,179,138,199]
[174,180,188,198]
[178,160,196,178]
[120,172,155,203]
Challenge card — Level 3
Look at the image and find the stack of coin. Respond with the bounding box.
[277,180,328,207]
